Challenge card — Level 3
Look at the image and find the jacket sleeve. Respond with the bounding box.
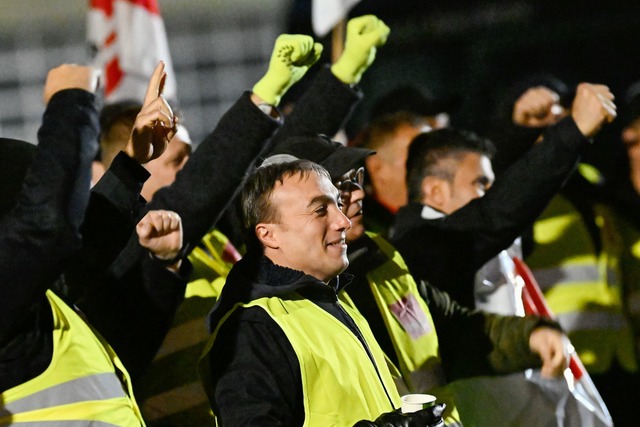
[150,91,282,251]
[419,280,562,381]
[62,152,150,302]
[425,116,587,274]
[0,89,98,346]
[77,255,192,380]
[268,65,362,150]
[67,150,191,380]
[205,308,305,426]
[108,92,282,278]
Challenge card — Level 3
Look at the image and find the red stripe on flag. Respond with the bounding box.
[90,0,114,16]
[513,257,587,381]
[105,57,124,96]
[104,31,117,47]
[124,0,160,15]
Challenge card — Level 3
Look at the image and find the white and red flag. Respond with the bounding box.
[514,257,614,427]
[311,0,361,37]
[87,0,176,102]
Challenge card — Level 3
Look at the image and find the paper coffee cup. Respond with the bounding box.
[400,393,437,414]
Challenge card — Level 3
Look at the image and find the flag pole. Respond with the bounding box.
[331,18,346,64]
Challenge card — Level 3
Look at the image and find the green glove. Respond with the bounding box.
[331,15,390,85]
[253,34,323,106]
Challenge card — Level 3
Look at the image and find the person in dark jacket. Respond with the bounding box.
[0,63,182,425]
[65,33,324,426]
[199,160,446,427]
[390,82,617,310]
[260,133,569,426]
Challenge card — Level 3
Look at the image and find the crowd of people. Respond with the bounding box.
[2,13,640,427]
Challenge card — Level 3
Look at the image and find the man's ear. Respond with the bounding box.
[255,223,279,249]
[365,155,383,177]
[421,176,449,210]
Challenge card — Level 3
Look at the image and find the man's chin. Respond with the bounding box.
[346,224,365,244]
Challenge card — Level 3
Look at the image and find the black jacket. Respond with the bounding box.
[62,91,282,382]
[391,117,588,309]
[0,89,99,392]
[345,234,560,382]
[204,252,395,426]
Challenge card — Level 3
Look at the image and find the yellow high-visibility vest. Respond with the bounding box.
[200,294,400,426]
[341,232,461,425]
[527,192,637,374]
[137,228,235,426]
[0,290,144,426]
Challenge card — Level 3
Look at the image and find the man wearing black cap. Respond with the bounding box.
[199,158,446,427]
[256,133,570,426]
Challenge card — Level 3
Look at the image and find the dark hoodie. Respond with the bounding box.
[203,251,395,426]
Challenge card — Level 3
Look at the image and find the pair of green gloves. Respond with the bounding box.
[253,15,391,106]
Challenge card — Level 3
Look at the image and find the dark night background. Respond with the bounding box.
[286,0,640,179]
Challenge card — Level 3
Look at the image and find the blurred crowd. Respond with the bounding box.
[2,12,640,427]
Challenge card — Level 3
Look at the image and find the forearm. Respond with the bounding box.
[421,280,560,379]
[0,88,98,341]
[488,123,544,177]
[443,117,586,264]
[484,313,562,373]
[150,91,281,249]
[269,65,362,150]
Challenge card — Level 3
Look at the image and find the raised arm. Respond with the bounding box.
[138,34,322,260]
[270,15,389,148]
[0,64,99,344]
[437,83,616,269]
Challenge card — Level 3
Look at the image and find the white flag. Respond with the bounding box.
[312,0,361,37]
[87,0,177,102]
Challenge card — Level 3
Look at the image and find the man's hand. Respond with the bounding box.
[571,83,617,138]
[512,86,566,128]
[529,327,569,378]
[252,34,323,106]
[354,404,445,427]
[137,210,183,270]
[42,64,101,105]
[124,61,177,164]
[331,15,390,85]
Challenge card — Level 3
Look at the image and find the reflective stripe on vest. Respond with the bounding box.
[0,291,143,426]
[200,295,400,426]
[527,194,637,373]
[342,233,461,426]
[137,229,235,425]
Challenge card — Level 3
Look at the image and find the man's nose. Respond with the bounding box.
[333,207,351,230]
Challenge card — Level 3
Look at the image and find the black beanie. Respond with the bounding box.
[0,137,37,218]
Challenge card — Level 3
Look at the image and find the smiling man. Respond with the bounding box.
[198,160,445,427]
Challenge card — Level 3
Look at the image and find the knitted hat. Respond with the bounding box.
[0,137,37,217]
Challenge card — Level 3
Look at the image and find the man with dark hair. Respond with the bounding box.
[404,129,496,215]
[199,159,446,427]
[389,82,617,425]
[391,83,617,311]
[255,134,570,426]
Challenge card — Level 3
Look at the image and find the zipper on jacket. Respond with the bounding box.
[336,301,396,408]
